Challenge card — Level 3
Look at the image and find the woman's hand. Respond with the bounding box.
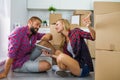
[42,49,58,59]
[82,12,92,27]
[82,12,96,40]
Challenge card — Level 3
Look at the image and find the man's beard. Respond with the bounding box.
[30,26,38,35]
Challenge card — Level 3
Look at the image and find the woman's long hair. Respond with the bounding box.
[56,19,71,48]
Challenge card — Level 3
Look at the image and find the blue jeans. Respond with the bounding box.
[80,64,90,77]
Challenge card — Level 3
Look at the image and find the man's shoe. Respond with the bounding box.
[55,71,69,77]
[52,65,60,71]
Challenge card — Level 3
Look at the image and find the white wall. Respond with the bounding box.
[27,0,92,10]
[11,0,120,30]
[28,10,74,24]
[11,0,28,31]
[27,0,93,24]
[0,0,28,58]
[0,0,10,57]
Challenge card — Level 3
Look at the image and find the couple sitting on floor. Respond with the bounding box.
[0,14,95,79]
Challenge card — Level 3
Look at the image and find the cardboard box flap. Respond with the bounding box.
[95,11,120,51]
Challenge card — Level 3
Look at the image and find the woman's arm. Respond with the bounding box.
[82,12,96,40]
[88,26,96,40]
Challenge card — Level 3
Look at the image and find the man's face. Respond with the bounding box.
[30,20,41,35]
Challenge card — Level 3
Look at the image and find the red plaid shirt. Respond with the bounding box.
[63,28,95,72]
[8,26,45,70]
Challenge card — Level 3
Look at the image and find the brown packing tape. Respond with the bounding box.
[95,11,120,51]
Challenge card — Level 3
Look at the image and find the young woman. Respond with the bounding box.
[48,13,96,77]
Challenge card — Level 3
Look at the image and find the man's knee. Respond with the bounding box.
[39,60,51,72]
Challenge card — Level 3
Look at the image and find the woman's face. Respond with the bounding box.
[55,21,64,33]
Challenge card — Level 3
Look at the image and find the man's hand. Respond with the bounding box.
[42,49,52,57]
[0,72,7,79]
[0,58,13,79]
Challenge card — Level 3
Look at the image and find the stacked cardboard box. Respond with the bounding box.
[49,14,62,25]
[94,2,120,80]
[95,50,120,80]
[50,25,63,50]
[87,40,95,58]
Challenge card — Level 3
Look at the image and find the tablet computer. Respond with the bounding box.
[35,44,52,54]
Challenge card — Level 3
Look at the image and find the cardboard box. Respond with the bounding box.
[70,24,80,30]
[38,27,50,33]
[74,10,91,15]
[94,2,120,15]
[50,25,63,46]
[94,2,120,27]
[95,50,120,80]
[73,10,92,27]
[87,40,95,58]
[95,12,120,51]
[49,14,62,25]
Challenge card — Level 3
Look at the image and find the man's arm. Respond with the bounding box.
[0,58,13,79]
[0,27,22,79]
[41,33,53,41]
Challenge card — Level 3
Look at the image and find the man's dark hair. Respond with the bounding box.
[29,16,42,23]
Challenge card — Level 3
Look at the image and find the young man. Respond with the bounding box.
[0,16,54,79]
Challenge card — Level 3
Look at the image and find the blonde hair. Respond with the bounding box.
[57,19,71,31]
[56,19,71,48]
